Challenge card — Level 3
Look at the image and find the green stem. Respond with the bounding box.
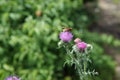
[83,53,89,80]
[64,45,90,80]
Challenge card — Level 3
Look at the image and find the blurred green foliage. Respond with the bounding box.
[0,0,119,80]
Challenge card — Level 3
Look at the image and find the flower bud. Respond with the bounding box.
[74,38,81,44]
[35,10,42,17]
[85,44,93,53]
[58,40,64,48]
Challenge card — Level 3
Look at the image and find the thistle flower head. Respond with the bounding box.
[76,42,87,50]
[59,31,73,42]
[5,76,20,80]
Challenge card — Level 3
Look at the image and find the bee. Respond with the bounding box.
[62,27,72,32]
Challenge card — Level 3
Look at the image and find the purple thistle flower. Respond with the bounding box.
[5,76,20,80]
[76,42,87,50]
[59,31,73,42]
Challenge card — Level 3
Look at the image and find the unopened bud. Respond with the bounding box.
[58,40,64,48]
[35,10,42,17]
[74,38,81,44]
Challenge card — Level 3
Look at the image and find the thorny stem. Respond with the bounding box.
[83,53,88,80]
[65,45,85,80]
[63,45,97,80]
[64,46,90,80]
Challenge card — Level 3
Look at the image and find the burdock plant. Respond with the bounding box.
[58,28,98,80]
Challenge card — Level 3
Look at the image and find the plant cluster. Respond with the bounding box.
[0,0,119,80]
[58,28,98,80]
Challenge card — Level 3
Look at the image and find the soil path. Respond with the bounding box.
[98,0,120,38]
[94,0,120,80]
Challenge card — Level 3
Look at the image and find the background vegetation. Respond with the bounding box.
[0,0,120,80]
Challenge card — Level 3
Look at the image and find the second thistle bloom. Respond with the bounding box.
[59,31,73,42]
[74,38,87,51]
[5,76,20,80]
[76,42,87,50]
